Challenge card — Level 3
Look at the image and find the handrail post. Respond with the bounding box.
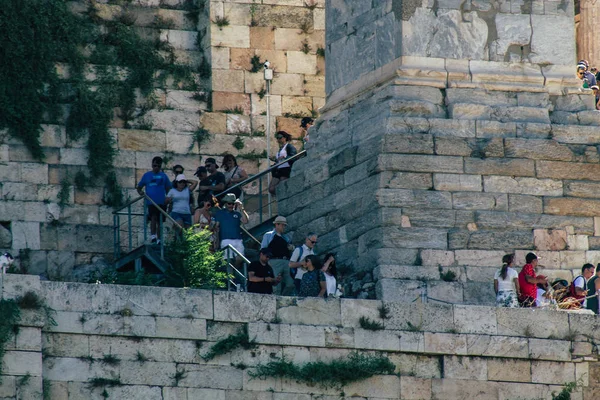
[127,204,132,252]
[143,202,148,243]
[258,177,263,225]
[159,213,164,259]
[243,262,248,291]
[113,213,118,261]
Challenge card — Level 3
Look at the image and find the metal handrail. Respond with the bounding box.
[215,150,307,198]
[224,244,249,292]
[241,226,261,246]
[112,195,144,214]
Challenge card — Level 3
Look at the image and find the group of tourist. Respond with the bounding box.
[494,252,600,313]
[248,218,341,298]
[134,124,340,297]
[577,59,600,110]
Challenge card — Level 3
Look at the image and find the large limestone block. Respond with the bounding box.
[385,303,455,333]
[43,357,90,382]
[551,124,600,144]
[401,376,432,400]
[444,355,487,380]
[378,154,463,173]
[491,14,532,62]
[250,26,275,50]
[544,198,600,217]
[487,358,531,382]
[287,51,317,75]
[43,333,90,358]
[270,73,305,96]
[160,29,198,51]
[531,360,575,385]
[434,173,482,192]
[497,308,570,339]
[453,305,497,334]
[254,4,312,28]
[505,138,573,161]
[402,9,487,60]
[537,160,600,181]
[20,162,48,184]
[281,96,313,116]
[118,129,166,152]
[11,221,40,251]
[431,378,499,399]
[276,297,341,326]
[214,292,276,323]
[119,360,177,386]
[212,25,250,48]
[528,338,572,361]
[143,109,200,132]
[466,334,529,358]
[424,333,468,355]
[483,176,563,196]
[452,192,508,211]
[155,317,206,340]
[529,15,575,65]
[465,157,535,176]
[376,279,425,303]
[213,69,245,93]
[179,364,243,389]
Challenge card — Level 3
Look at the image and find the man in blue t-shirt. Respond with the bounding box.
[137,156,172,244]
[212,193,248,262]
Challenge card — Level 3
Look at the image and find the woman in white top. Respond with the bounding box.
[494,254,520,308]
[166,174,193,229]
[269,131,297,195]
[321,253,342,298]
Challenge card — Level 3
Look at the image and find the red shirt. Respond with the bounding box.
[519,263,537,299]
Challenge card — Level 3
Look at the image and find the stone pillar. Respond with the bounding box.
[279,0,591,302]
[578,0,600,66]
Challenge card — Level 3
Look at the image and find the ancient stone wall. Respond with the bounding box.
[0,0,324,281]
[277,0,596,301]
[2,274,600,399]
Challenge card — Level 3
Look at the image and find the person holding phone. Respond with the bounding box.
[247,248,282,294]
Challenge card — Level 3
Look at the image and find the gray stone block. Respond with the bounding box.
[466,334,529,358]
[385,302,455,333]
[276,297,341,326]
[214,292,275,323]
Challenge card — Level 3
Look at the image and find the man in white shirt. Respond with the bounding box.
[289,233,318,295]
[572,263,595,308]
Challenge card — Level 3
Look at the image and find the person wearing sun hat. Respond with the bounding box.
[261,215,294,295]
[212,193,248,261]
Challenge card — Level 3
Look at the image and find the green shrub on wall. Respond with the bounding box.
[0,0,199,187]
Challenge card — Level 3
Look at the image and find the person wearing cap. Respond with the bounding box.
[137,156,172,244]
[166,174,194,229]
[212,193,249,261]
[261,215,294,295]
[300,117,314,144]
[197,158,226,203]
[247,248,282,294]
[518,252,548,307]
[269,131,298,195]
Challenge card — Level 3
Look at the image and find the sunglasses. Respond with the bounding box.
[309,239,317,244]
[276,135,283,139]
[152,164,160,167]
[175,170,183,174]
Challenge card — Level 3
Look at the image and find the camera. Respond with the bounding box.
[263,61,271,69]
